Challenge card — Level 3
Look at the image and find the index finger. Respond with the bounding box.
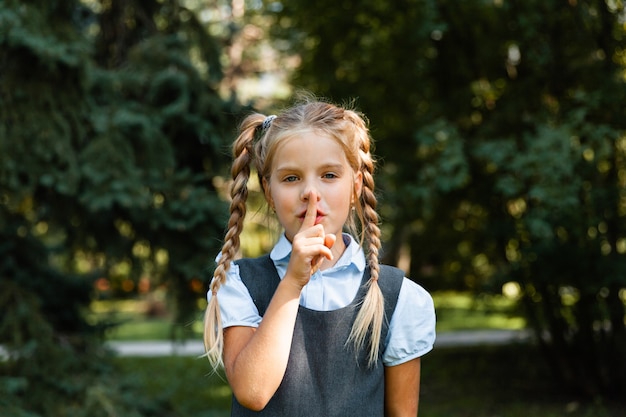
[300,191,318,230]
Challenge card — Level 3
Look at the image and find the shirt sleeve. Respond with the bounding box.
[383,278,436,366]
[206,262,262,329]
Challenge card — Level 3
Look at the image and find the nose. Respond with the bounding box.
[301,188,320,202]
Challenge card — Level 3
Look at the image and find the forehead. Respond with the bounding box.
[271,131,349,170]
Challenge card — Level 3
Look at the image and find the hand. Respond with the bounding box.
[285,191,336,289]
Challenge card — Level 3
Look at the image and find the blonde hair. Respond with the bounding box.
[204,98,385,368]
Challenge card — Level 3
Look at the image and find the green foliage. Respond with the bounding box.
[410,119,470,216]
[113,356,231,417]
[3,0,626,409]
[0,273,170,417]
[0,225,93,334]
[0,0,240,415]
[274,0,626,399]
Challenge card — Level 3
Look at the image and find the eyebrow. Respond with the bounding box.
[274,163,346,173]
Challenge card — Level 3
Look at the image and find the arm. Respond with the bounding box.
[384,357,421,417]
[223,192,335,411]
[223,278,302,411]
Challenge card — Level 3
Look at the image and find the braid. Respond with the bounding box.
[204,114,264,369]
[361,158,382,281]
[346,114,386,367]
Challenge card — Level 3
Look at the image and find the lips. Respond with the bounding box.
[298,210,325,225]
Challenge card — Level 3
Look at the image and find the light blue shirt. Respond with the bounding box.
[208,233,436,366]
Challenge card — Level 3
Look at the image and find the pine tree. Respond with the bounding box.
[0,0,238,414]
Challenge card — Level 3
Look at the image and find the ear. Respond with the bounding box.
[262,177,274,208]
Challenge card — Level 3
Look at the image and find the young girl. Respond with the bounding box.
[204,99,436,417]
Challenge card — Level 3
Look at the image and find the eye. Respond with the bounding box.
[283,175,299,182]
[322,172,338,179]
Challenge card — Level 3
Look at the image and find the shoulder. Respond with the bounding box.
[377,264,405,289]
[234,254,280,316]
[233,255,274,268]
[372,264,434,308]
[376,266,435,315]
[206,258,262,328]
[376,264,405,310]
[234,254,276,287]
[399,278,434,309]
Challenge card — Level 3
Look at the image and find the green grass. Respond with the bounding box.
[432,291,526,332]
[100,293,626,416]
[113,344,626,417]
[90,298,204,341]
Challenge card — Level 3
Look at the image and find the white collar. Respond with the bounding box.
[270,233,366,273]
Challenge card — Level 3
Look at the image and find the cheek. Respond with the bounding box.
[334,186,354,209]
[269,186,295,211]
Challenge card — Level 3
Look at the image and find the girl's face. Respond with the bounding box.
[264,131,362,243]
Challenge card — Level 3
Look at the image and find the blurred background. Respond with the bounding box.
[1,0,626,416]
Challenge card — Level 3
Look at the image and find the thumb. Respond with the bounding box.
[324,233,336,249]
[323,234,336,258]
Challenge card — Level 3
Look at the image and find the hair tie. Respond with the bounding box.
[262,115,276,131]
